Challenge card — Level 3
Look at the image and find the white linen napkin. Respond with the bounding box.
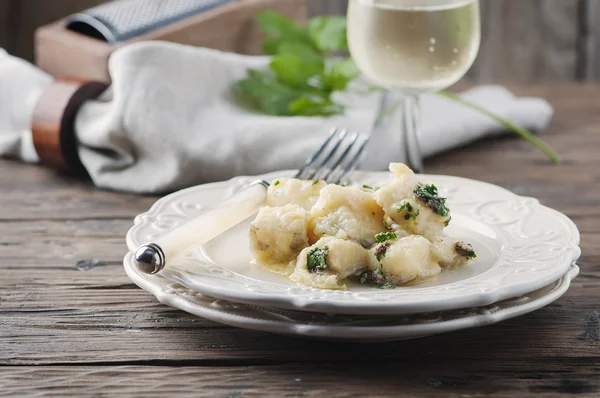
[0,42,553,193]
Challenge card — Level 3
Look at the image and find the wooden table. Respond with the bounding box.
[1,84,598,397]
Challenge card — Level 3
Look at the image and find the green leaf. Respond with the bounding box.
[277,41,322,61]
[375,232,397,243]
[289,95,343,116]
[414,183,450,217]
[307,247,329,273]
[270,52,325,87]
[324,58,360,91]
[308,16,348,52]
[235,69,299,116]
[437,91,561,164]
[256,11,315,53]
[257,11,304,37]
[262,37,284,55]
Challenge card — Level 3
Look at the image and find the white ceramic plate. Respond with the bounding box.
[123,253,579,342]
[126,171,581,315]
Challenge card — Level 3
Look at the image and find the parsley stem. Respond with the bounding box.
[436,91,561,165]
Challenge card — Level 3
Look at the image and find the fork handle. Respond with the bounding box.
[134,180,269,274]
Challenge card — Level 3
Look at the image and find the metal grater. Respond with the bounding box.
[66,0,234,44]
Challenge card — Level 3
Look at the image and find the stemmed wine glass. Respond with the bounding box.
[347,0,481,172]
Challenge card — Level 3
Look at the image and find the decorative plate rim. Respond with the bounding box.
[126,171,581,315]
[123,252,579,342]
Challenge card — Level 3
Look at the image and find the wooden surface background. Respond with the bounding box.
[0,0,599,82]
[1,83,599,396]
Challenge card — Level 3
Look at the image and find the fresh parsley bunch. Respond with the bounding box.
[236,11,359,116]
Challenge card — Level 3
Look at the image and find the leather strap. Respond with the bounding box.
[31,78,109,175]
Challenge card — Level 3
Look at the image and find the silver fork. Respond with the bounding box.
[135,127,370,275]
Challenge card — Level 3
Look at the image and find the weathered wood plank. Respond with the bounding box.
[0,162,158,220]
[0,220,131,267]
[467,0,580,82]
[577,0,594,80]
[0,84,598,398]
[308,0,347,16]
[587,0,600,81]
[0,264,598,365]
[0,363,599,398]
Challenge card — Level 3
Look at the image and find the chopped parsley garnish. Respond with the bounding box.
[444,216,452,227]
[414,183,450,217]
[375,232,397,243]
[273,180,280,186]
[312,180,320,186]
[361,184,379,191]
[358,270,395,289]
[455,242,477,260]
[396,201,420,221]
[307,247,329,273]
[375,242,390,261]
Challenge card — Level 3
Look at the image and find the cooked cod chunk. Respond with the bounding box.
[430,235,472,269]
[370,235,441,285]
[374,163,451,240]
[267,178,327,210]
[291,236,372,290]
[310,185,387,247]
[249,205,309,272]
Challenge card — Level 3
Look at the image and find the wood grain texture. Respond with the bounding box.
[308,0,347,15]
[0,162,157,221]
[587,0,600,80]
[1,363,599,398]
[463,0,580,82]
[1,84,599,396]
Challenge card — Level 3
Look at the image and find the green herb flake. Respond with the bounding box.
[383,220,391,230]
[273,180,280,186]
[358,270,395,290]
[455,242,477,260]
[375,232,397,243]
[312,180,320,186]
[307,247,329,273]
[375,242,390,262]
[414,184,450,217]
[396,201,420,221]
[444,216,452,227]
[362,184,373,190]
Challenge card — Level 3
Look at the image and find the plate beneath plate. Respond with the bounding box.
[126,171,581,315]
[124,252,579,342]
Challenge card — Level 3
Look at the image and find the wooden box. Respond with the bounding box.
[35,0,308,83]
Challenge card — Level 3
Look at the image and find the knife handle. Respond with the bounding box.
[134,180,269,274]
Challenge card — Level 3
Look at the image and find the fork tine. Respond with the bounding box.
[329,133,370,184]
[310,129,349,180]
[296,128,347,180]
[295,127,339,180]
[317,132,359,182]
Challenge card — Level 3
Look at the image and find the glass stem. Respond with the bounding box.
[402,95,424,173]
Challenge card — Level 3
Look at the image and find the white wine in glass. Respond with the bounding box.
[347,0,481,171]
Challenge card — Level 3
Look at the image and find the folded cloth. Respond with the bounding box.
[0,49,52,162]
[0,42,553,193]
